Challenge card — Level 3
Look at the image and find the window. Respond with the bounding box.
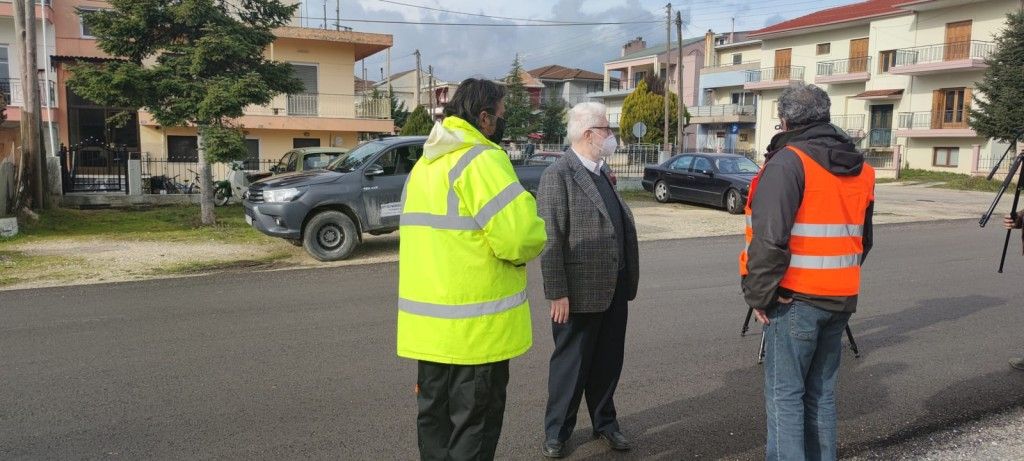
[79,9,99,38]
[879,50,897,73]
[715,157,759,174]
[731,91,754,106]
[944,88,966,124]
[303,153,339,171]
[816,43,831,55]
[933,147,959,167]
[732,53,743,65]
[167,136,198,163]
[670,155,693,171]
[692,157,713,173]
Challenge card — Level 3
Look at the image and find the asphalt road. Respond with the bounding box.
[3,219,1024,460]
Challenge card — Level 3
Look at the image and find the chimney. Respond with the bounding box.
[622,37,646,57]
[704,29,715,67]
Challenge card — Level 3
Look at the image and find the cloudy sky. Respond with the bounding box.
[299,0,854,83]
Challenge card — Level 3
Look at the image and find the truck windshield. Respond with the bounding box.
[328,141,387,172]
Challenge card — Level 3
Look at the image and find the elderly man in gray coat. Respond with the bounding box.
[537,102,640,458]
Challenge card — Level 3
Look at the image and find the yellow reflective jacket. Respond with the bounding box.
[397,116,547,365]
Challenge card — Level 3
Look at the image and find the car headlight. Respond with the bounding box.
[264,187,304,203]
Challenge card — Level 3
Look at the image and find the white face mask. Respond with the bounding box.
[592,132,617,158]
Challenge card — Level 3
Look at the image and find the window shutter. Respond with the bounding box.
[291,64,318,94]
[931,90,944,129]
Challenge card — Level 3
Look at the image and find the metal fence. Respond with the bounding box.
[745,66,805,83]
[894,41,995,66]
[243,93,391,119]
[140,155,277,194]
[816,57,872,76]
[864,153,896,170]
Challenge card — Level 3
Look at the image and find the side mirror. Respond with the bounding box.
[701,169,714,177]
[364,164,385,177]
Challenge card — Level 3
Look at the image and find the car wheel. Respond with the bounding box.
[303,211,359,262]
[214,189,230,207]
[654,180,670,203]
[725,188,744,214]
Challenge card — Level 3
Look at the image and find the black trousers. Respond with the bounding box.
[544,271,629,442]
[417,360,510,461]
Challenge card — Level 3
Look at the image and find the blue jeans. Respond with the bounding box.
[763,300,851,461]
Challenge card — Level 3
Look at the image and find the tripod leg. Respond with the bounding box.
[742,307,754,337]
[845,325,860,358]
[758,329,767,364]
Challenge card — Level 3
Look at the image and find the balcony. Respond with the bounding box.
[0,78,58,123]
[744,66,804,90]
[895,111,977,138]
[831,114,865,139]
[700,61,760,76]
[890,41,994,75]
[868,129,893,147]
[243,93,390,120]
[689,104,756,125]
[815,57,871,84]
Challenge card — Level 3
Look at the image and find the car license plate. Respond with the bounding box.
[245,214,253,226]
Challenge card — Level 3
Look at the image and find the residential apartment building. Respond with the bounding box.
[3,0,394,169]
[694,30,762,153]
[528,64,608,107]
[748,0,1018,176]
[589,36,704,149]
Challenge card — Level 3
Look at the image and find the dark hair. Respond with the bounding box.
[443,78,505,127]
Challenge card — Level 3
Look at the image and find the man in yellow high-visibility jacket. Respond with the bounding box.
[398,78,547,461]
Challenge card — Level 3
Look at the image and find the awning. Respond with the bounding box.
[853,89,904,100]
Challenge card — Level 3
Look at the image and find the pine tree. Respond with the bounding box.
[970,10,1024,142]
[539,99,566,144]
[503,55,535,141]
[401,105,433,136]
[389,85,409,129]
[69,0,302,225]
[620,79,680,144]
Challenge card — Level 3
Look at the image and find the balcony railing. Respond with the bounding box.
[0,78,57,107]
[244,93,390,119]
[817,56,872,76]
[690,104,756,117]
[745,66,805,83]
[831,114,865,131]
[895,41,995,66]
[898,111,970,130]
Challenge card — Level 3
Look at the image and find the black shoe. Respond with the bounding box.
[542,439,566,458]
[593,430,631,451]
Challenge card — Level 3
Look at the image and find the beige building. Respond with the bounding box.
[748,0,1019,176]
[694,30,763,153]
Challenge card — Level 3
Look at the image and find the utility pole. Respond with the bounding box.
[14,0,44,208]
[414,49,422,109]
[336,0,340,31]
[663,3,671,152]
[428,65,435,120]
[676,11,685,150]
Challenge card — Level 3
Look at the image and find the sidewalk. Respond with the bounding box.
[846,405,1024,460]
[630,182,1007,242]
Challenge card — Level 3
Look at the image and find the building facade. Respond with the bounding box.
[3,0,394,170]
[749,0,1018,176]
[527,64,608,107]
[694,30,762,154]
[589,36,704,150]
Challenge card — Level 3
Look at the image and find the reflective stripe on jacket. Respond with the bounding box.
[739,145,875,297]
[397,116,547,365]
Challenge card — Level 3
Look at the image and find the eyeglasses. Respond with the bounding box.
[589,126,612,132]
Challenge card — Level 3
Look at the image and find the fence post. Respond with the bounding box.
[894,144,902,179]
[128,157,142,196]
[971,144,981,175]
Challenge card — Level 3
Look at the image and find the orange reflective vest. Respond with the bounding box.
[739,146,875,297]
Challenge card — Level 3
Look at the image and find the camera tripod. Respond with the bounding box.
[979,135,1024,273]
[741,306,861,364]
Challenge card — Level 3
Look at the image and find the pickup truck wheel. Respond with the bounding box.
[654,180,670,203]
[725,188,744,214]
[303,211,358,262]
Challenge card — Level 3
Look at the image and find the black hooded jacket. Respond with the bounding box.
[742,122,875,313]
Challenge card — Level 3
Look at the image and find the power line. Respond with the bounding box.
[335,18,661,27]
[377,0,587,24]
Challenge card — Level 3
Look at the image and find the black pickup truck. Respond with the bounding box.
[243,136,550,261]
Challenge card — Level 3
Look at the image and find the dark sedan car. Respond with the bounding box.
[641,153,760,214]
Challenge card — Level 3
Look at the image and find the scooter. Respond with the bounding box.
[214,162,270,206]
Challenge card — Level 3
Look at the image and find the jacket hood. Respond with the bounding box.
[423,116,501,162]
[768,122,865,176]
